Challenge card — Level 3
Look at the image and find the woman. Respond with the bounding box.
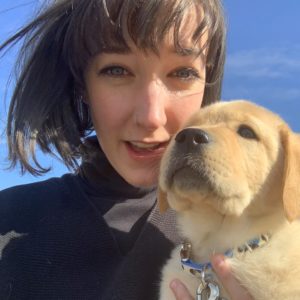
[0,0,252,299]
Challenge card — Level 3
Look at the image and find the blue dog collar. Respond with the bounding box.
[181,247,232,275]
[180,234,270,276]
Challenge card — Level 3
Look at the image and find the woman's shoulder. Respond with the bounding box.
[1,175,62,195]
[0,174,87,230]
[0,174,78,204]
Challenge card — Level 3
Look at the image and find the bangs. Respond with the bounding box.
[62,0,212,83]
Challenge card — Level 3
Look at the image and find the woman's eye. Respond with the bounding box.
[237,125,259,140]
[170,68,200,80]
[98,66,131,77]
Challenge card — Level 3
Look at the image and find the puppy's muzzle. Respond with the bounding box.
[175,128,210,153]
[164,128,212,189]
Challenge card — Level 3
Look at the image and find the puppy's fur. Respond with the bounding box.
[159,100,300,299]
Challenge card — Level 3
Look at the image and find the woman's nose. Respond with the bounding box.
[134,79,168,130]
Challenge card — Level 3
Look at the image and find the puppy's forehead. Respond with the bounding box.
[188,100,284,128]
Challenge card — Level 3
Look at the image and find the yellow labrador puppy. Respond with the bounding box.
[159,100,300,300]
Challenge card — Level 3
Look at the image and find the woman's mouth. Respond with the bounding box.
[125,141,169,157]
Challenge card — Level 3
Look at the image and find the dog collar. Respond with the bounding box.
[180,234,270,276]
[180,243,232,276]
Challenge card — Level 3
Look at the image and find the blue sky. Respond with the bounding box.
[0,0,300,190]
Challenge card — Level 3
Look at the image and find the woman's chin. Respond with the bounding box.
[124,172,158,189]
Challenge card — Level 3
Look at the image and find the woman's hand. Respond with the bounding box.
[170,254,254,300]
[211,254,254,300]
[170,279,193,300]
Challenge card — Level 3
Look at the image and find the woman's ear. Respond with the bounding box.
[158,187,169,213]
[281,128,300,222]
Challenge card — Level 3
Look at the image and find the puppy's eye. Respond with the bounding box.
[237,125,258,140]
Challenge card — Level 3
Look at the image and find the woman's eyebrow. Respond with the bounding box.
[172,47,203,57]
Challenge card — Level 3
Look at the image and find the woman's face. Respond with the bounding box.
[85,20,207,187]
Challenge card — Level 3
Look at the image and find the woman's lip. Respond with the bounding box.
[125,141,169,158]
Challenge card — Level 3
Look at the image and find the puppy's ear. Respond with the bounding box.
[157,187,169,213]
[281,128,300,222]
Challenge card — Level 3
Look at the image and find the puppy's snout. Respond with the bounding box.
[175,128,210,152]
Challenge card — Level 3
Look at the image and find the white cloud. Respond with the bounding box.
[226,45,300,79]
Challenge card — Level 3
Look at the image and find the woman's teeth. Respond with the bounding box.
[130,142,161,151]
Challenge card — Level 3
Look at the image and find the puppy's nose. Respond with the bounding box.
[175,128,210,152]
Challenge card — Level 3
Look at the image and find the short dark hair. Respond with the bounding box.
[0,0,226,175]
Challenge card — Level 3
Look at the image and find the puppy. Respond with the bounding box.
[158,100,300,300]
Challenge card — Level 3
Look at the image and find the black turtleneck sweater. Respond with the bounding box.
[0,138,181,299]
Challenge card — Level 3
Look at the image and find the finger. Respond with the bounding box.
[170,279,194,300]
[211,254,254,300]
